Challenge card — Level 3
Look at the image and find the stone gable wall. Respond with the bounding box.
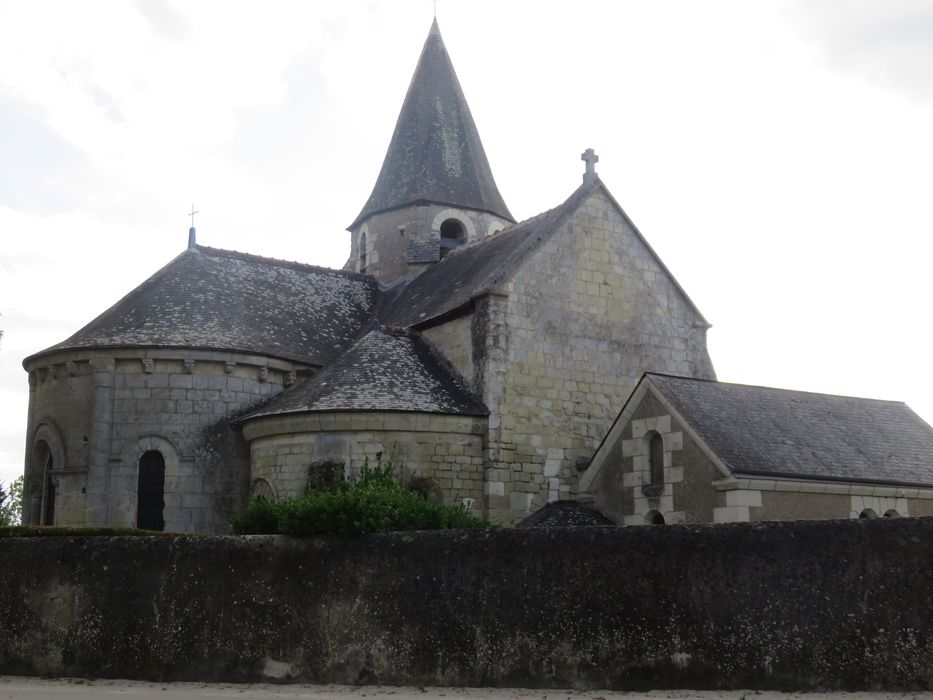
[3,518,933,689]
[481,190,715,523]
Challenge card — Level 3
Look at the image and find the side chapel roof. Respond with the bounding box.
[25,246,377,367]
[647,373,933,487]
[240,328,487,419]
[349,19,513,230]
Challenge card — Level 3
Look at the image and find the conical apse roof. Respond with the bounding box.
[349,19,513,230]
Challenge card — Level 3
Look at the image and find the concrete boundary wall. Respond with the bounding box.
[1,518,933,689]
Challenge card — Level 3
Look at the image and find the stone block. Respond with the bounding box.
[725,489,762,508]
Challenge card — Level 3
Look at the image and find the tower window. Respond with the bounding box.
[359,231,368,272]
[439,218,466,257]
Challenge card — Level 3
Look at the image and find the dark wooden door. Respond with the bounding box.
[137,451,165,531]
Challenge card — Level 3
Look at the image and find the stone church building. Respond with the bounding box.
[21,19,718,531]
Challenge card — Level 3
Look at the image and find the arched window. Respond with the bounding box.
[859,508,878,519]
[359,231,368,272]
[250,478,276,502]
[649,432,664,486]
[38,446,55,526]
[137,450,166,531]
[883,509,901,518]
[439,218,466,258]
[644,509,665,525]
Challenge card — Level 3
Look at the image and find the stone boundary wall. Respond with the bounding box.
[2,517,933,689]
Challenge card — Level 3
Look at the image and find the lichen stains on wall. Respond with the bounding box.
[2,517,933,689]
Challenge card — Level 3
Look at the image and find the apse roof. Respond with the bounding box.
[25,246,377,367]
[349,19,513,229]
[239,328,487,419]
[646,373,933,487]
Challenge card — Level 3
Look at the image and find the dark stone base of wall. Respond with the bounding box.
[2,518,933,689]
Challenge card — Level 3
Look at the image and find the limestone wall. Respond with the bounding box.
[243,412,487,512]
[481,188,715,522]
[3,518,933,689]
[23,348,309,533]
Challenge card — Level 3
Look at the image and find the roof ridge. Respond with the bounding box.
[646,372,909,406]
[195,245,374,281]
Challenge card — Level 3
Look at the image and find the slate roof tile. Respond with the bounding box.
[350,19,513,229]
[647,373,933,487]
[382,182,594,327]
[28,246,378,367]
[516,501,616,527]
[241,328,487,419]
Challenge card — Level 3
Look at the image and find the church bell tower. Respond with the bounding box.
[347,19,514,285]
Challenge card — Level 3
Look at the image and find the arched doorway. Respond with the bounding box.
[137,450,166,531]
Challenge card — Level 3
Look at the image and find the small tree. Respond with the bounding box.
[0,475,24,527]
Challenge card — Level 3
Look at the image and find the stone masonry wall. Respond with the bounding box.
[349,205,511,285]
[23,349,309,534]
[3,518,933,689]
[244,412,486,513]
[482,189,715,523]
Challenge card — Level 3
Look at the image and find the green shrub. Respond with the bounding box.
[230,497,281,535]
[232,460,491,536]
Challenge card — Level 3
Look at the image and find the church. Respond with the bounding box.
[20,19,715,531]
[22,19,933,533]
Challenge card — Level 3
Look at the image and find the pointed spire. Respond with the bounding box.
[349,19,513,230]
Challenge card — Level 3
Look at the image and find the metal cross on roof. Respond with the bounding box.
[188,204,199,228]
[581,148,599,183]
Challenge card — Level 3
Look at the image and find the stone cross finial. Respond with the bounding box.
[188,203,198,248]
[581,148,599,183]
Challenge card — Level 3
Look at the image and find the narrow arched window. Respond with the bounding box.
[439,218,466,258]
[42,450,55,526]
[645,509,665,525]
[649,433,664,486]
[137,450,166,531]
[359,231,368,272]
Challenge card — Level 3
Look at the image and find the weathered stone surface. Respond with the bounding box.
[2,518,933,689]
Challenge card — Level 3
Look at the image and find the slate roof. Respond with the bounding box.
[240,328,487,419]
[27,246,377,367]
[647,373,933,487]
[382,181,594,327]
[516,500,616,528]
[349,19,513,230]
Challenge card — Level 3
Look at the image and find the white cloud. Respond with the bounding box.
[786,0,933,102]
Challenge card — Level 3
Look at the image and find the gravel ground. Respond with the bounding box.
[2,678,933,700]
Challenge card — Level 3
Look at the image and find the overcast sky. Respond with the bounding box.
[1,0,932,487]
